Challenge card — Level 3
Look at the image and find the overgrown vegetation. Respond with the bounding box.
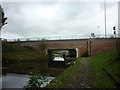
[116,39,120,62]
[39,39,48,60]
[24,72,48,89]
[2,42,34,53]
[81,51,89,57]
[2,39,48,63]
[2,42,40,64]
[2,39,49,74]
[90,51,120,88]
[0,5,7,28]
[46,58,80,88]
[39,39,46,51]
[39,39,48,73]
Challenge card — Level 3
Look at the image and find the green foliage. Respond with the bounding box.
[39,38,48,61]
[2,43,45,64]
[117,49,120,61]
[2,42,35,53]
[81,51,89,57]
[116,40,120,61]
[0,5,7,27]
[90,51,120,88]
[109,50,120,62]
[40,39,46,51]
[110,40,120,62]
[24,72,48,89]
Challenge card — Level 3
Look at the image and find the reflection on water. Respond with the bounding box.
[1,73,55,88]
[53,57,64,61]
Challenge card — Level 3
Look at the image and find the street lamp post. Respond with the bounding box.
[104,0,107,38]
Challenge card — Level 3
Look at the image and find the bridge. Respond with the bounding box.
[7,38,118,57]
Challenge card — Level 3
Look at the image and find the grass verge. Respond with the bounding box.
[90,51,120,88]
[46,58,80,88]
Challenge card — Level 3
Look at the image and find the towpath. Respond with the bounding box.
[65,58,93,88]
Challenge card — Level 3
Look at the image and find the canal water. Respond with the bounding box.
[2,56,66,88]
[1,73,55,88]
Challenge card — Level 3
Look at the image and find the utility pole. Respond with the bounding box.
[104,0,107,38]
[118,1,120,37]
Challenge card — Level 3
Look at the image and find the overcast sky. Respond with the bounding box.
[1,0,118,39]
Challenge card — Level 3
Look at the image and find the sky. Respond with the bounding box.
[0,0,119,40]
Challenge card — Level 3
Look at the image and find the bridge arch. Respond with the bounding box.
[47,48,78,61]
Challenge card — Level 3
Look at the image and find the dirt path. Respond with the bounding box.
[65,58,93,88]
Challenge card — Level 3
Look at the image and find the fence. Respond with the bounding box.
[2,34,119,42]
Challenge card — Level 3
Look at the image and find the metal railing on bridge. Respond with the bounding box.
[2,34,119,42]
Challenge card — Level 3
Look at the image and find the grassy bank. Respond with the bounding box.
[46,51,119,88]
[46,58,80,88]
[90,51,120,88]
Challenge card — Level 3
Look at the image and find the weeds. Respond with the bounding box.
[24,72,48,89]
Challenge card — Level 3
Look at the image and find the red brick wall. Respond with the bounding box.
[88,39,117,56]
[11,39,118,57]
[18,40,88,57]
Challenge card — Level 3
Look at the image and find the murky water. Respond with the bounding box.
[1,73,55,88]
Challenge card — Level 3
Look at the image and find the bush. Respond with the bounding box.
[2,42,35,53]
[81,51,89,57]
[24,72,48,89]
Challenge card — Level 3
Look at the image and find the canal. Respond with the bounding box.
[2,57,66,88]
[1,73,55,88]
[2,49,76,88]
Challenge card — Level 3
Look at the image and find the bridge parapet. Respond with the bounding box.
[7,38,119,57]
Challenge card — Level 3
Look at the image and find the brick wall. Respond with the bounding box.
[88,39,117,56]
[10,38,118,57]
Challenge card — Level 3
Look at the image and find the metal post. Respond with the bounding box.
[104,0,107,38]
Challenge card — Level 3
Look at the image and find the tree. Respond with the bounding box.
[39,38,47,60]
[39,38,48,73]
[40,38,46,51]
[0,4,7,29]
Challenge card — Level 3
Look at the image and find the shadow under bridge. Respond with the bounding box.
[47,48,78,68]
